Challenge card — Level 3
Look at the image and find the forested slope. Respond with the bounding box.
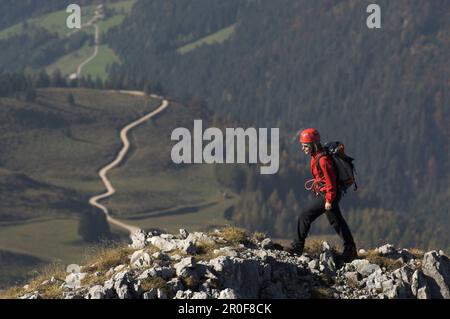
[105,0,449,250]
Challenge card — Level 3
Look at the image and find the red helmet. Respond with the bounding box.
[299,128,321,144]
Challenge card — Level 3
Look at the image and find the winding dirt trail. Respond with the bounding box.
[76,24,99,78]
[68,8,103,80]
[88,95,169,235]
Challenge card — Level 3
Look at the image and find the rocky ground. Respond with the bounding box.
[6,228,450,299]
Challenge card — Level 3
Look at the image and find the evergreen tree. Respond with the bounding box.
[25,88,37,102]
[35,70,50,88]
[67,93,75,106]
[78,210,111,243]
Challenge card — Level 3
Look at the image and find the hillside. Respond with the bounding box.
[0,167,85,222]
[0,0,135,80]
[104,0,450,251]
[1,227,449,299]
[0,88,232,289]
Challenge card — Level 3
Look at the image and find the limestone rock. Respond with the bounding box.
[421,251,450,298]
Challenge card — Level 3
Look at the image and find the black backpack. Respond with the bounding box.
[316,141,357,192]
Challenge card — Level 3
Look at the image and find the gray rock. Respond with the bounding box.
[170,254,183,262]
[133,253,152,268]
[261,238,274,250]
[394,281,412,299]
[350,259,368,270]
[411,270,430,299]
[361,264,381,277]
[137,268,156,280]
[218,288,238,299]
[344,271,361,283]
[260,282,286,299]
[152,251,171,262]
[191,291,209,299]
[65,272,86,289]
[167,277,184,293]
[178,267,200,280]
[179,229,189,239]
[351,259,380,277]
[148,236,177,252]
[159,266,176,280]
[381,279,394,292]
[416,287,430,299]
[114,264,126,272]
[160,233,175,240]
[186,232,216,246]
[174,289,195,299]
[113,270,134,299]
[62,291,84,299]
[130,230,149,249]
[173,257,196,276]
[142,288,157,299]
[116,285,131,299]
[193,264,218,281]
[208,256,261,298]
[421,251,450,298]
[20,292,41,299]
[103,279,116,298]
[180,239,197,255]
[214,247,238,258]
[392,265,414,285]
[366,269,385,290]
[210,289,221,299]
[129,250,144,264]
[308,259,319,271]
[319,242,336,276]
[298,255,311,264]
[157,289,168,299]
[377,244,396,256]
[87,285,105,299]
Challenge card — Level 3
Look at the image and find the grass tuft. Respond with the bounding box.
[83,243,134,273]
[305,239,326,258]
[213,227,248,245]
[140,277,170,295]
[0,262,66,299]
[195,240,221,261]
[360,250,404,271]
[251,232,267,243]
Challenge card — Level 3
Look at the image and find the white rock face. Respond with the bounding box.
[130,230,151,249]
[179,229,189,239]
[218,288,238,299]
[173,257,196,276]
[421,251,450,298]
[148,236,177,252]
[87,285,105,299]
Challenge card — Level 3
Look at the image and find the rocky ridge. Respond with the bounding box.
[12,229,450,299]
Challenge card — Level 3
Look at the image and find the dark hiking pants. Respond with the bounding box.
[297,192,355,249]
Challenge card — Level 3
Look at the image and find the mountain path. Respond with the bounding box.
[88,93,169,235]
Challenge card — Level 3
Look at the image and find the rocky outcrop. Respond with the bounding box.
[13,229,450,299]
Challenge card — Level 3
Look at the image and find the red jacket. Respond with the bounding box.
[310,150,338,203]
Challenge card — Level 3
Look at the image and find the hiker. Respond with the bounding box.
[290,128,357,262]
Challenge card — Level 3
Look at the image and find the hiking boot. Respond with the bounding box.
[286,241,304,255]
[342,245,358,263]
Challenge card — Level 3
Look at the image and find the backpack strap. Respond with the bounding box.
[315,151,328,178]
[315,151,344,193]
